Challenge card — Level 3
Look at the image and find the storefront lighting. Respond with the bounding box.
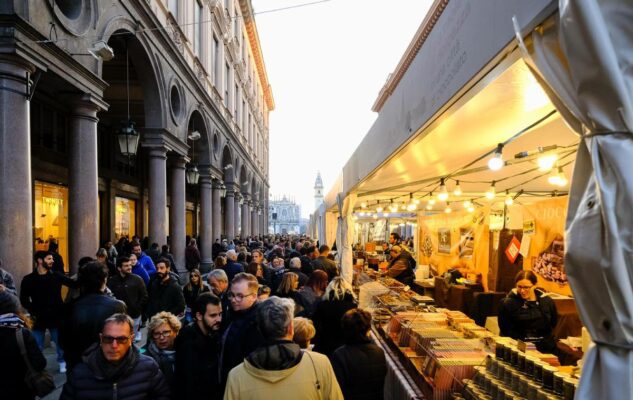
[485,181,496,199]
[438,178,449,201]
[487,143,504,171]
[444,202,452,214]
[453,180,462,196]
[537,153,558,171]
[504,190,514,206]
[548,167,568,187]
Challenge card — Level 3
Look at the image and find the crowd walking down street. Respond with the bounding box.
[0,234,388,399]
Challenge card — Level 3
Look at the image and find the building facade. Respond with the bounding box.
[0,0,273,284]
[268,195,302,235]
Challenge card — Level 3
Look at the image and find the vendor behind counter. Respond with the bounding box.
[385,245,414,286]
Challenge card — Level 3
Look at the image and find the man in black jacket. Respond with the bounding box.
[219,273,265,391]
[107,256,148,343]
[146,258,185,319]
[175,293,223,399]
[20,250,77,373]
[60,261,127,369]
[60,313,170,399]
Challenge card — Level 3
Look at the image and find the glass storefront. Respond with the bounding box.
[115,197,136,240]
[34,181,69,271]
[186,210,195,237]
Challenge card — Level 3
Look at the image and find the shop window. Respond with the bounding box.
[115,197,136,241]
[186,210,195,237]
[34,181,69,271]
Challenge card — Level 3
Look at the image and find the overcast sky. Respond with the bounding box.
[252,0,434,217]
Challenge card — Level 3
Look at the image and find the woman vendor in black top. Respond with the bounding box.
[498,270,558,354]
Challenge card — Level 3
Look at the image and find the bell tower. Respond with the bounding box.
[314,171,324,210]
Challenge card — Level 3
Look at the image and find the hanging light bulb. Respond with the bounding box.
[361,202,367,209]
[376,206,384,213]
[444,202,452,214]
[406,193,417,211]
[400,201,407,210]
[413,198,421,205]
[426,203,433,210]
[453,180,462,196]
[485,181,496,199]
[467,205,475,213]
[389,200,398,213]
[438,178,449,201]
[488,143,504,171]
[548,166,568,187]
[428,192,436,205]
[537,153,558,171]
[463,199,472,209]
[505,190,514,206]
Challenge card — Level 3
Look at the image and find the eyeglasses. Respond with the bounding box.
[101,335,132,345]
[517,285,534,291]
[152,330,173,339]
[228,292,256,301]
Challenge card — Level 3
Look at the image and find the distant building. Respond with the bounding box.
[269,195,303,234]
[314,172,324,210]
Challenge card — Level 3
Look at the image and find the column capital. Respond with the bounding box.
[63,92,109,116]
[148,146,168,159]
[170,155,188,170]
[142,128,188,157]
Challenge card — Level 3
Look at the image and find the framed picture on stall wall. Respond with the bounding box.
[459,227,474,259]
[438,228,451,254]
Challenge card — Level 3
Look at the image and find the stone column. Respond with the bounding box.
[199,171,213,267]
[234,194,241,238]
[259,212,265,236]
[241,196,250,238]
[212,179,222,241]
[68,96,101,273]
[169,156,187,273]
[148,147,168,246]
[251,203,258,238]
[224,184,235,240]
[0,57,34,284]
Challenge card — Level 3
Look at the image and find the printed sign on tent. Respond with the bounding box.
[505,235,521,264]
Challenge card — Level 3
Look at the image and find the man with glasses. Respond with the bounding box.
[60,313,170,399]
[219,273,265,392]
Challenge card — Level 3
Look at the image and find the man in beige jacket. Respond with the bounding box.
[224,296,343,400]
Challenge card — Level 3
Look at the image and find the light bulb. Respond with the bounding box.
[438,179,449,201]
[453,180,462,196]
[376,206,383,213]
[400,202,407,210]
[428,193,436,205]
[389,204,398,213]
[463,200,472,208]
[548,167,568,187]
[444,202,452,214]
[413,198,421,205]
[361,202,367,208]
[537,154,558,171]
[372,214,378,219]
[505,191,514,206]
[407,203,417,211]
[467,206,475,213]
[383,212,389,217]
[485,182,496,199]
[488,143,504,171]
[426,204,433,210]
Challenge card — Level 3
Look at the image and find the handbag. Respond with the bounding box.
[15,328,56,397]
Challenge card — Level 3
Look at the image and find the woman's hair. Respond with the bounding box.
[185,268,204,291]
[214,256,226,268]
[258,285,271,296]
[515,270,538,285]
[277,272,298,295]
[245,262,260,276]
[147,311,182,338]
[324,277,355,301]
[341,308,371,343]
[293,317,316,349]
[0,289,32,329]
[306,270,328,292]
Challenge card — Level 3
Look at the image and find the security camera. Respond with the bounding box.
[88,41,115,61]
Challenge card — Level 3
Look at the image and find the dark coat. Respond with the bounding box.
[498,289,558,353]
[146,277,186,319]
[312,294,358,357]
[174,323,222,400]
[143,343,176,396]
[0,326,47,400]
[331,339,387,400]
[20,270,76,329]
[185,246,201,270]
[60,344,170,400]
[60,293,127,368]
[183,284,210,309]
[386,253,414,286]
[223,260,244,282]
[220,303,265,386]
[107,273,148,318]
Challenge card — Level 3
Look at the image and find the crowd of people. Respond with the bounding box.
[0,234,389,399]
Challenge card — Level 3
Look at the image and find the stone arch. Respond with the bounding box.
[238,164,249,195]
[186,108,211,165]
[221,145,234,183]
[100,18,165,129]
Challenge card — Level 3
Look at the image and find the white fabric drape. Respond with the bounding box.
[336,193,356,284]
[515,1,633,398]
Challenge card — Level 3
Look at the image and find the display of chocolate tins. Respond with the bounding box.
[553,372,566,395]
[542,365,557,391]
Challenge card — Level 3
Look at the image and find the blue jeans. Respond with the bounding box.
[32,328,64,363]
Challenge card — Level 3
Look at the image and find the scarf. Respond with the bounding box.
[148,341,176,364]
[0,313,25,329]
[86,343,139,381]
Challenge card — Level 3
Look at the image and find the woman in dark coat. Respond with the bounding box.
[311,277,358,357]
[498,270,558,354]
[0,289,48,400]
[182,269,210,317]
[332,309,387,400]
